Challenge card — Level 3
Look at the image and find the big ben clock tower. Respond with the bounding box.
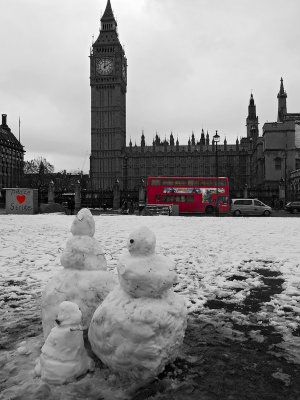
[90,0,127,191]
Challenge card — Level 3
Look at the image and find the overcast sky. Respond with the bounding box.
[1,0,300,173]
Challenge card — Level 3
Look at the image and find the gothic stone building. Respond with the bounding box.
[89,1,292,205]
[251,78,300,203]
[0,114,24,192]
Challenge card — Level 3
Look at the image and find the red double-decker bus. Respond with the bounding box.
[147,176,230,214]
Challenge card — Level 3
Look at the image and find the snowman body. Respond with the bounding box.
[42,208,116,338]
[35,301,94,384]
[88,226,187,383]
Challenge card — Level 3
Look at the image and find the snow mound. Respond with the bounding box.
[35,301,94,385]
[89,226,187,384]
[61,235,107,270]
[42,267,117,338]
[127,226,156,256]
[118,225,177,298]
[88,287,187,383]
[71,208,95,237]
[118,253,176,298]
[41,210,116,338]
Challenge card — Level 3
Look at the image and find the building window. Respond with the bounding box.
[274,157,282,170]
[296,159,300,170]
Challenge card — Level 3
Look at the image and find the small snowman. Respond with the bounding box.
[88,226,187,384]
[42,208,117,339]
[35,301,94,384]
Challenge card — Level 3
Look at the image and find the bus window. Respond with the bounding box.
[151,179,161,186]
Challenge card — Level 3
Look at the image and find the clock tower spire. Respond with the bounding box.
[101,0,116,25]
[90,0,127,191]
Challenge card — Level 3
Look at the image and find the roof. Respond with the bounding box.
[125,143,247,155]
[284,113,300,122]
[0,126,24,151]
[101,0,116,23]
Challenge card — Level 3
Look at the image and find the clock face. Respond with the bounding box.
[96,57,114,75]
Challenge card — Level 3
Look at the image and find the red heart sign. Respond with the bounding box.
[16,195,26,204]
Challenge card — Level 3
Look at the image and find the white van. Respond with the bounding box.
[231,198,272,216]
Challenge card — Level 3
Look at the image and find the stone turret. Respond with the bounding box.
[200,129,205,146]
[246,93,259,141]
[206,132,210,146]
[224,137,227,151]
[277,77,287,122]
[170,132,174,146]
[191,132,195,145]
[141,131,145,147]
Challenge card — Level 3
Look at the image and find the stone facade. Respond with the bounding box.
[0,114,24,190]
[251,79,300,203]
[89,1,258,199]
[290,169,300,201]
[89,0,126,192]
[89,2,298,206]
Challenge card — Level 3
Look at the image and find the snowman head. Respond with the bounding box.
[70,208,95,237]
[127,226,156,256]
[55,301,82,327]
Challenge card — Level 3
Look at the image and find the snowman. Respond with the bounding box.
[35,301,94,384]
[88,226,187,384]
[42,208,117,339]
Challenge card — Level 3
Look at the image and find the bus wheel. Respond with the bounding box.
[205,206,214,215]
[234,210,241,216]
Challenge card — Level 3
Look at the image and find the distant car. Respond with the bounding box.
[284,201,300,213]
[231,198,272,216]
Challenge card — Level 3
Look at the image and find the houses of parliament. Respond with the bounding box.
[89,0,300,203]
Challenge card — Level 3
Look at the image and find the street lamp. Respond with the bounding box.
[213,130,220,216]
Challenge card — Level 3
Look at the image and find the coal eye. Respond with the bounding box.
[130,239,134,244]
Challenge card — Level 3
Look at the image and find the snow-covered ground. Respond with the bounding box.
[0,214,300,398]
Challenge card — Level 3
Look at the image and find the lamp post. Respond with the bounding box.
[213,130,220,216]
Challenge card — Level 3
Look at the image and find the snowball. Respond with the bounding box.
[88,287,187,383]
[55,301,82,326]
[70,208,95,237]
[118,226,177,297]
[60,236,107,270]
[118,253,177,298]
[17,346,29,355]
[127,226,156,256]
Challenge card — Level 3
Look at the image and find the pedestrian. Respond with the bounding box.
[129,200,134,214]
[68,198,75,215]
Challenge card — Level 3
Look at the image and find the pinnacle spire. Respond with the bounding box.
[277,77,287,122]
[101,0,116,24]
[278,77,287,98]
[280,77,284,94]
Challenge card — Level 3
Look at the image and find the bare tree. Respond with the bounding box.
[23,158,55,201]
[23,157,54,174]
